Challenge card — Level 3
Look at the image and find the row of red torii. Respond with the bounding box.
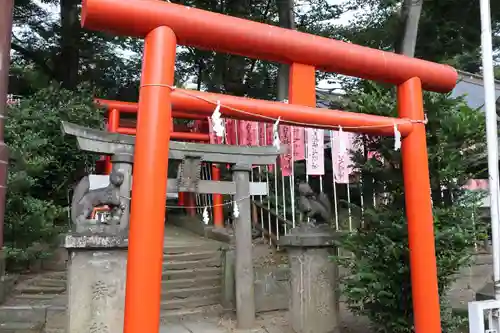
[96,96,375,231]
[82,0,459,332]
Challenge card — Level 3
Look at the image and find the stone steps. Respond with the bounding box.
[0,235,225,331]
[163,259,221,271]
[162,243,223,255]
[160,294,221,310]
[162,267,221,280]
[0,301,224,330]
[163,276,221,289]
[159,305,223,322]
[0,321,44,333]
[0,305,47,323]
[164,250,221,262]
[162,285,220,300]
[160,245,223,311]
[15,285,66,295]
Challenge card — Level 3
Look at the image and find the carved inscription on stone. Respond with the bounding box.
[89,321,110,333]
[91,280,117,300]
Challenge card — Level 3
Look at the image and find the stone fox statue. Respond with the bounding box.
[71,171,125,226]
[297,183,332,224]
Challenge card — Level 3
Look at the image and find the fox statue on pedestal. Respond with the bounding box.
[297,182,332,225]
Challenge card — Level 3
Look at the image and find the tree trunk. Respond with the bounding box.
[276,0,294,100]
[58,0,81,89]
[207,0,251,96]
[394,0,424,57]
[389,0,424,206]
[0,0,14,249]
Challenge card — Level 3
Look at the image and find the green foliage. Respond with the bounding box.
[4,85,103,269]
[334,82,488,332]
[337,196,485,333]
[12,0,143,98]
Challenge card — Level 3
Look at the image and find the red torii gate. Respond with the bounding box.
[97,100,216,219]
[81,0,458,332]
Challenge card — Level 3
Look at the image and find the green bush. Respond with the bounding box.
[4,85,103,270]
[333,82,488,333]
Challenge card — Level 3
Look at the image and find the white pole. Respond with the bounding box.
[480,0,500,299]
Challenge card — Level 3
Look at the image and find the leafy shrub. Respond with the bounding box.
[4,84,103,269]
[337,195,486,333]
[333,82,488,332]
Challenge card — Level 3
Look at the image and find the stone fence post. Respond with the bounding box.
[232,164,256,329]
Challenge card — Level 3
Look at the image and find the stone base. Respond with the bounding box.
[280,224,340,333]
[64,232,128,333]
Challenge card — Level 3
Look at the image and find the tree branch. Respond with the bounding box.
[10,39,56,79]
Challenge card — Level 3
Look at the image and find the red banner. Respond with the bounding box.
[279,125,292,176]
[225,119,237,145]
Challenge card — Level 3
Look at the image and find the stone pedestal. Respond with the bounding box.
[63,232,128,333]
[279,224,339,333]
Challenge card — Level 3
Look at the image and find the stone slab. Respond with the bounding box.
[476,282,495,301]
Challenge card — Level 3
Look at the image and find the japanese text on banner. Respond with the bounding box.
[306,128,324,175]
[330,131,356,183]
[292,126,305,161]
[238,121,258,146]
[279,125,293,176]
